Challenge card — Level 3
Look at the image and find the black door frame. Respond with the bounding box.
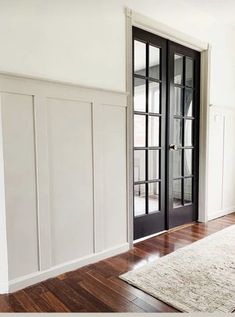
[133,27,167,240]
[132,26,200,239]
[167,41,200,229]
[126,12,211,246]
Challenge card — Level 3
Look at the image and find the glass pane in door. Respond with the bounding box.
[174,54,183,85]
[173,119,182,146]
[184,149,193,176]
[173,150,182,178]
[184,178,193,204]
[185,120,193,146]
[134,115,146,147]
[149,81,160,113]
[174,87,183,116]
[134,184,146,216]
[134,150,145,182]
[148,182,160,212]
[185,89,193,117]
[186,57,193,87]
[173,179,182,208]
[148,150,160,180]
[148,116,160,147]
[134,78,146,112]
[134,40,146,76]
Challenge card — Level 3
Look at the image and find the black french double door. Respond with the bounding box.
[133,27,200,240]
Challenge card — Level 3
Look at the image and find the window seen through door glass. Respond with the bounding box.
[174,54,183,85]
[149,45,160,80]
[186,57,193,87]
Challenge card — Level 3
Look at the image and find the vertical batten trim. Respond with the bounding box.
[0,93,9,293]
[32,96,41,271]
[91,101,96,254]
[33,95,52,270]
[221,114,226,210]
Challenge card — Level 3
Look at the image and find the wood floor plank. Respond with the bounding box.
[109,276,178,312]
[87,269,137,301]
[24,284,58,312]
[78,274,145,312]
[1,213,234,312]
[40,291,70,312]
[5,295,26,312]
[64,277,112,312]
[90,260,121,278]
[13,290,41,312]
[0,296,13,312]
[132,297,162,312]
[42,278,85,312]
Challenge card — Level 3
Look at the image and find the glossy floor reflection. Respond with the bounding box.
[0,213,234,312]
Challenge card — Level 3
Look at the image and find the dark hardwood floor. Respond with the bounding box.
[1,213,235,312]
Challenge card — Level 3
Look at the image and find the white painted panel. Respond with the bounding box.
[207,110,224,216]
[222,112,235,209]
[47,98,93,265]
[1,92,39,279]
[94,104,127,250]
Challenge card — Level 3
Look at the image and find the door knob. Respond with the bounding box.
[169,144,178,150]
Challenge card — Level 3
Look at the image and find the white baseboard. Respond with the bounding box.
[0,282,9,294]
[207,206,235,221]
[7,242,129,294]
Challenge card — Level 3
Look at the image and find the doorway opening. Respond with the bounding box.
[133,27,200,240]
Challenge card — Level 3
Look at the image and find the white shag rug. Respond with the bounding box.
[120,225,235,313]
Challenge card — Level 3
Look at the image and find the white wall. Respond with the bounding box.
[0,0,235,102]
[0,1,235,220]
[0,0,234,291]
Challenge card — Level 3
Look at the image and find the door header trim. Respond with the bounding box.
[125,8,209,52]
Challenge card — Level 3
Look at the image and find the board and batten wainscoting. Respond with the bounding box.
[0,73,128,294]
[207,104,235,221]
